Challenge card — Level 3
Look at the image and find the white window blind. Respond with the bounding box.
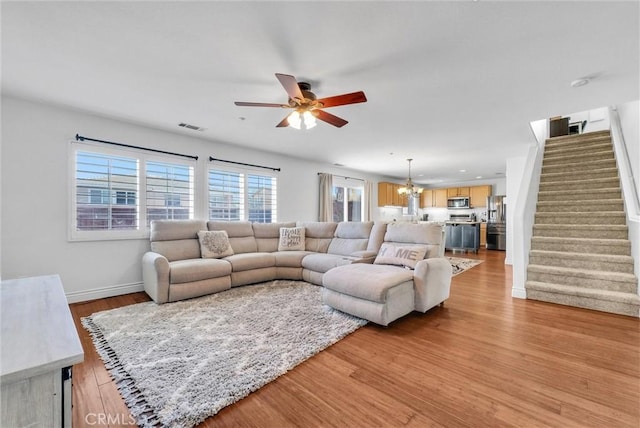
[208,168,277,223]
[71,142,196,240]
[146,160,194,225]
[75,151,139,231]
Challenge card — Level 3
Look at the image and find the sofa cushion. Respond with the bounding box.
[208,221,258,254]
[150,219,207,241]
[301,253,355,274]
[278,227,306,251]
[323,263,413,304]
[334,221,374,239]
[223,252,275,272]
[274,250,310,267]
[169,258,232,284]
[151,239,201,262]
[298,222,337,253]
[384,223,444,259]
[374,243,428,269]
[197,230,234,258]
[253,222,296,252]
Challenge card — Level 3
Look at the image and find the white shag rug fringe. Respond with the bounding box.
[82,280,367,428]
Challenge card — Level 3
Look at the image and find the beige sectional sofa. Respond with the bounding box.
[142,219,452,326]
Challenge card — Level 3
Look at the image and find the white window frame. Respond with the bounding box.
[69,140,196,241]
[207,164,277,223]
[332,176,365,222]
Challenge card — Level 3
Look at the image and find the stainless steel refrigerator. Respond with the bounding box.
[486,195,506,250]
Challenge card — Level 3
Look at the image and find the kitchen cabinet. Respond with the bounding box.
[447,187,470,198]
[445,223,480,253]
[470,185,492,208]
[377,182,407,207]
[420,189,434,208]
[433,189,448,207]
[480,223,487,247]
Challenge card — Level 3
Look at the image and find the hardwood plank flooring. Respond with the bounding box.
[69,249,640,427]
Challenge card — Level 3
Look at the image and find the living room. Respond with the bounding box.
[1,1,639,427]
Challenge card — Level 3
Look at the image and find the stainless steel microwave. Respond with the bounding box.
[447,197,470,209]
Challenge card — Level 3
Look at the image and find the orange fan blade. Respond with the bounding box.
[234,102,287,107]
[275,116,289,128]
[275,73,304,103]
[315,110,349,128]
[316,91,367,108]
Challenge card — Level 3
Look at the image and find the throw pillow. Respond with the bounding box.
[278,227,306,251]
[198,230,234,258]
[374,243,428,269]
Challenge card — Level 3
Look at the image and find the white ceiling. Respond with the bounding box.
[2,1,638,183]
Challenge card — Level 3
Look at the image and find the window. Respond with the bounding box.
[208,168,277,223]
[146,161,194,225]
[71,142,195,240]
[332,177,364,222]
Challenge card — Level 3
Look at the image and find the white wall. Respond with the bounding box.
[616,100,639,197]
[505,156,528,265]
[1,96,385,301]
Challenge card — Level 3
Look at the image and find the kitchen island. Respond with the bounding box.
[445,221,482,253]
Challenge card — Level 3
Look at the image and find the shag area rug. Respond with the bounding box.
[448,256,484,276]
[82,280,367,428]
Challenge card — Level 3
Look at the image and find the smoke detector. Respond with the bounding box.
[571,78,590,88]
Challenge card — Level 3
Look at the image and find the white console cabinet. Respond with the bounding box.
[1,275,84,427]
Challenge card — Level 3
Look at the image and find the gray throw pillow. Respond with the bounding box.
[198,230,234,258]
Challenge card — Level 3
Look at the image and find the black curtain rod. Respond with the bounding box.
[75,134,198,160]
[317,172,365,182]
[209,157,280,172]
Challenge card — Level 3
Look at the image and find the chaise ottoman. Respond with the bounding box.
[322,263,415,326]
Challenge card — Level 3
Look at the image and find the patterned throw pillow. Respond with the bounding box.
[374,243,428,269]
[278,227,306,251]
[198,230,234,258]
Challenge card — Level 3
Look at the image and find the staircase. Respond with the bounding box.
[525,130,640,317]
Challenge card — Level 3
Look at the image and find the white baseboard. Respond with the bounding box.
[511,287,527,299]
[66,281,144,304]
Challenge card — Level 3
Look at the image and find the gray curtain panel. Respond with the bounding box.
[318,173,333,222]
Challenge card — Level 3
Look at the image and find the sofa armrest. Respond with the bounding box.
[142,251,171,304]
[348,250,378,264]
[412,257,452,312]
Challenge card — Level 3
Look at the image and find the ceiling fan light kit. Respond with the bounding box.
[234,73,367,129]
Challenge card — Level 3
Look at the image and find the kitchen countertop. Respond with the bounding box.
[445,221,484,225]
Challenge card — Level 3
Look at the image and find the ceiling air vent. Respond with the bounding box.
[178,122,205,132]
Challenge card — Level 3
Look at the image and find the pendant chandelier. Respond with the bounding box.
[397,158,423,197]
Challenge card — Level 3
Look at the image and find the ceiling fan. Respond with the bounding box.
[234,73,367,129]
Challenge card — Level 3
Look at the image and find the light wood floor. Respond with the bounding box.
[69,249,640,427]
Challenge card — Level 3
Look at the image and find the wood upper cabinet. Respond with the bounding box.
[421,189,434,208]
[433,188,448,207]
[447,187,470,197]
[378,182,407,207]
[470,185,492,208]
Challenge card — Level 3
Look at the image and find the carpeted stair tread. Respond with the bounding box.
[545,130,610,145]
[541,158,617,174]
[531,236,631,256]
[539,167,618,183]
[535,199,624,213]
[529,250,634,273]
[539,177,620,191]
[534,212,626,225]
[543,142,614,157]
[542,150,615,166]
[527,264,637,293]
[532,224,629,239]
[525,281,640,317]
[537,188,621,201]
